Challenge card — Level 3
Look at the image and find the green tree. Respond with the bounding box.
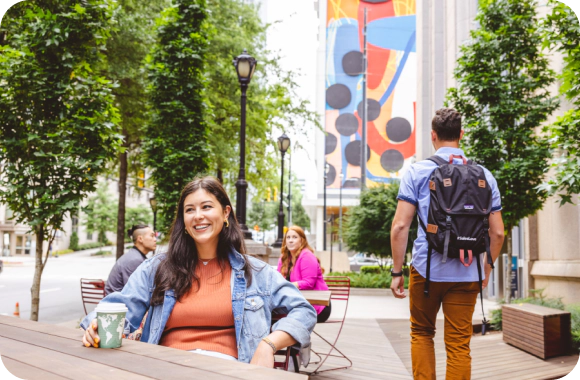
[344,182,417,260]
[143,0,209,234]
[247,199,277,238]
[126,204,154,228]
[289,175,310,230]
[204,0,319,196]
[105,0,167,259]
[0,1,121,321]
[447,0,558,303]
[84,182,118,244]
[539,1,580,205]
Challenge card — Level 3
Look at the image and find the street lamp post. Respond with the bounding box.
[323,163,329,251]
[272,134,291,248]
[287,149,292,227]
[149,196,158,234]
[339,172,343,252]
[233,49,257,240]
[329,215,334,273]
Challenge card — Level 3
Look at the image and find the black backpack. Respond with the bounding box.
[418,154,495,332]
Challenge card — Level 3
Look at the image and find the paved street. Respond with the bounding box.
[0,249,117,325]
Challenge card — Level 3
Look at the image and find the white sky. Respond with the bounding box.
[261,0,320,183]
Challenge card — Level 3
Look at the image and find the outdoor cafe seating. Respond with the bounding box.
[77,278,348,375]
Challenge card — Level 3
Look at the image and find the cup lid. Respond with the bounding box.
[95,302,128,313]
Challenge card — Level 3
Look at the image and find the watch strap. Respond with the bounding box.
[391,270,404,277]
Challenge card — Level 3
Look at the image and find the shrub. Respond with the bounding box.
[90,250,112,256]
[489,289,565,331]
[75,242,106,251]
[326,271,409,289]
[361,266,383,275]
[69,232,79,251]
[53,249,74,255]
[566,304,580,351]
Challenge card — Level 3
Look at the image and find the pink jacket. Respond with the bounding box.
[277,248,329,314]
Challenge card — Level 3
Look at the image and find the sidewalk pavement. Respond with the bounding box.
[1,246,118,266]
[345,288,499,323]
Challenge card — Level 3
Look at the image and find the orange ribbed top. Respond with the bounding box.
[159,259,237,358]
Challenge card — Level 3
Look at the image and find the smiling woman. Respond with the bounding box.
[80,176,317,368]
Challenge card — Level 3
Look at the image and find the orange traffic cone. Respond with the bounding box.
[13,302,20,318]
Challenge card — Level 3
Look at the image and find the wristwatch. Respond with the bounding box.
[391,269,404,277]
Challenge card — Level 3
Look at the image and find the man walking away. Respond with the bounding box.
[104,225,157,296]
[390,108,505,379]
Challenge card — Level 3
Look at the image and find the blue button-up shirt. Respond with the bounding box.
[81,249,317,363]
[397,147,502,282]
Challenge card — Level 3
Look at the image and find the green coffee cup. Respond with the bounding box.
[95,303,128,349]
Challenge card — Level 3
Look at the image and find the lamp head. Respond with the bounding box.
[233,49,257,85]
[149,196,158,213]
[277,133,291,153]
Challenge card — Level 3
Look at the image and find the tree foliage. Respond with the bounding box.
[204,0,319,198]
[446,0,558,303]
[0,0,121,320]
[344,182,417,258]
[84,182,118,244]
[446,0,558,232]
[126,204,154,227]
[143,0,209,234]
[105,0,167,257]
[540,1,580,205]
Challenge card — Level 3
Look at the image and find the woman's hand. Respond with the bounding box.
[82,319,100,348]
[249,341,275,368]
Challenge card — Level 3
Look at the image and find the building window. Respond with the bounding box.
[87,231,93,240]
[72,215,79,234]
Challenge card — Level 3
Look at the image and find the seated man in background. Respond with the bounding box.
[104,225,157,295]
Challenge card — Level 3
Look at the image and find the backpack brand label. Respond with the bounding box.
[464,204,474,210]
[457,236,477,241]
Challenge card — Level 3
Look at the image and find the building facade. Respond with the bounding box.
[306,0,418,251]
[0,178,154,258]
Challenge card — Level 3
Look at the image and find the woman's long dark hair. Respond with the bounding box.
[150,176,252,305]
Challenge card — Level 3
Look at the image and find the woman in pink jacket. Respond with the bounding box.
[277,226,331,323]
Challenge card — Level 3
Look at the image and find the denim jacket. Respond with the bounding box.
[81,249,317,363]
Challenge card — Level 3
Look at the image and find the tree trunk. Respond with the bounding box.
[217,168,223,184]
[30,226,45,321]
[504,229,513,304]
[116,142,128,261]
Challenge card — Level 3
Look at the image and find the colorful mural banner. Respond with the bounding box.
[325,0,416,189]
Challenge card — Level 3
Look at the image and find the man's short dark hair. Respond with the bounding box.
[431,108,462,141]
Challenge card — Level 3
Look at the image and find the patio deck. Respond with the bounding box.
[301,317,578,379]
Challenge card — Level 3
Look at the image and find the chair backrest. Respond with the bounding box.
[80,278,105,315]
[324,276,350,302]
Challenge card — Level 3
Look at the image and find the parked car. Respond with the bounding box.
[349,253,391,272]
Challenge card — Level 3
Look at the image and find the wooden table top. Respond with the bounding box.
[0,316,307,380]
[300,290,331,306]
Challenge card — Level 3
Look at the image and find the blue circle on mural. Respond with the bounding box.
[357,99,381,121]
[343,177,361,189]
[325,133,337,155]
[345,141,370,167]
[326,164,336,185]
[386,117,412,143]
[380,149,404,172]
[342,51,363,77]
[336,113,359,136]
[326,84,351,109]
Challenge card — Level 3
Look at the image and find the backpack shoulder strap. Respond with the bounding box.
[426,155,447,166]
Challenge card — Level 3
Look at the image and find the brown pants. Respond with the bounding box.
[409,267,480,380]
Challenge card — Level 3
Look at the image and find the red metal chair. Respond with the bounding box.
[271,313,302,372]
[310,276,352,375]
[80,278,105,315]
